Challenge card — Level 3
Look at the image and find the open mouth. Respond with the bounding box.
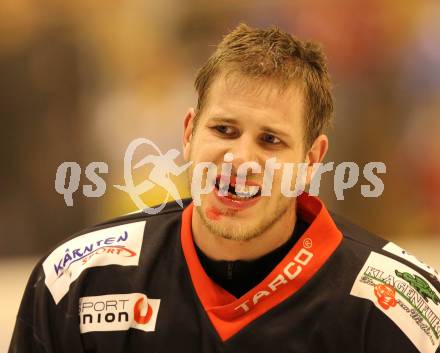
[214,175,261,201]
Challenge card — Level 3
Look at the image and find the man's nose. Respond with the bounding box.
[226,134,260,170]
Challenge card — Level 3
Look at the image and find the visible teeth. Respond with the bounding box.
[215,180,259,199]
[218,185,229,194]
[231,187,259,199]
[235,191,254,198]
[235,185,258,197]
[229,192,254,200]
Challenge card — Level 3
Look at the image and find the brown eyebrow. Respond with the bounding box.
[208,116,292,139]
[260,126,291,139]
[208,116,238,124]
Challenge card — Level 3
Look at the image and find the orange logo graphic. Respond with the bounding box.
[374,284,397,310]
[134,297,153,324]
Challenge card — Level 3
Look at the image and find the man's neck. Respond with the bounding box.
[194,217,308,298]
[191,203,297,261]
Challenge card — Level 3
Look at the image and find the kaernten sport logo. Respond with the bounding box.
[43,221,146,304]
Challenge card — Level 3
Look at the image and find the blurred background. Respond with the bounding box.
[1,0,439,349]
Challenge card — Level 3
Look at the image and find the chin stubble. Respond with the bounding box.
[196,199,291,242]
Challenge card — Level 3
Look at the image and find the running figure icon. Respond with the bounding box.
[114,138,192,214]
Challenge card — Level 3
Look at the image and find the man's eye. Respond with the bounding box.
[261,133,281,145]
[214,125,237,136]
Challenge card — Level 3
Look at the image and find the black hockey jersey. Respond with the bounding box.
[9,194,440,353]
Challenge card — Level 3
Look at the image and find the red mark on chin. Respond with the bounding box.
[206,207,222,220]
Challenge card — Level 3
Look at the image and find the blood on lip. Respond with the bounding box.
[213,188,261,210]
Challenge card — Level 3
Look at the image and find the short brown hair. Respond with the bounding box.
[194,23,333,148]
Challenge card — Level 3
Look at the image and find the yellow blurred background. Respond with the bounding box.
[1,0,439,349]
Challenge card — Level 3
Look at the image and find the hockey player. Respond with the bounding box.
[9,23,440,353]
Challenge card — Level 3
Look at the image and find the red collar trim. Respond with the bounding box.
[180,193,342,341]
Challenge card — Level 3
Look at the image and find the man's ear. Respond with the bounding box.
[305,134,329,184]
[183,108,196,161]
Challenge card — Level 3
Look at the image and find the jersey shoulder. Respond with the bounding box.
[41,199,189,305]
[331,213,440,353]
[331,211,440,285]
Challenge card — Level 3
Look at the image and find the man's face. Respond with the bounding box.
[184,73,307,242]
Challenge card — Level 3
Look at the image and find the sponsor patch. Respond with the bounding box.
[383,242,440,283]
[79,293,161,333]
[43,221,145,304]
[351,252,440,353]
